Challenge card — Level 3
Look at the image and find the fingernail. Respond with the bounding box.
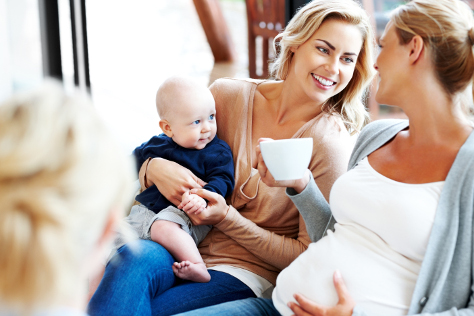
[335,270,341,279]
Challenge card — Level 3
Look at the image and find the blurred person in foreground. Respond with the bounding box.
[0,81,135,316]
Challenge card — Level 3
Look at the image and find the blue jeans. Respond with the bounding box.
[88,240,256,316]
[174,298,281,316]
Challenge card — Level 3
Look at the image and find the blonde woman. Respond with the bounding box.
[0,82,135,316]
[176,0,474,315]
[88,0,376,315]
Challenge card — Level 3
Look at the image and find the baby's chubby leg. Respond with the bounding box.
[150,220,211,283]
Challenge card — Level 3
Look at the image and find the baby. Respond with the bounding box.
[121,76,234,283]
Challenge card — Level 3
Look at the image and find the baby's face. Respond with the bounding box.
[168,96,217,150]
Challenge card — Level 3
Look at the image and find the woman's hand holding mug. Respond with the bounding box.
[256,138,311,193]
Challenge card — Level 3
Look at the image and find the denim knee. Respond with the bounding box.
[110,239,175,271]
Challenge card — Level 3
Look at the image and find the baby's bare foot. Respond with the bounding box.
[172,261,211,283]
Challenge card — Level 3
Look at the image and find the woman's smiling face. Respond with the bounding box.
[288,19,363,105]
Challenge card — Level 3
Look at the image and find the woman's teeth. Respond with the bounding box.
[312,74,336,86]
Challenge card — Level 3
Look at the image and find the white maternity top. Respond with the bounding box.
[272,157,445,316]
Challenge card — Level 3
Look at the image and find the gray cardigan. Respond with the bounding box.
[288,119,474,316]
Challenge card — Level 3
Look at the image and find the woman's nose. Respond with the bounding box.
[324,58,338,75]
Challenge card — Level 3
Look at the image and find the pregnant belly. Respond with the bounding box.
[272,224,420,316]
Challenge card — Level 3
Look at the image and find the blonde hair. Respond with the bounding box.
[0,81,135,314]
[391,0,474,116]
[270,0,376,134]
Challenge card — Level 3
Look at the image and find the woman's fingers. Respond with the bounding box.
[288,300,314,316]
[256,138,272,177]
[187,189,229,225]
[287,272,354,316]
[293,293,323,315]
[255,138,271,157]
[169,197,182,207]
[193,175,207,188]
[333,270,353,305]
[257,138,290,187]
[257,145,311,190]
[256,150,278,186]
[258,137,274,143]
[146,158,205,206]
[256,139,295,188]
[189,188,219,203]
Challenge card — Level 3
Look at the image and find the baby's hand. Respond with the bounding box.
[179,191,207,215]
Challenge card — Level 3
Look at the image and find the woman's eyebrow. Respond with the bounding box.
[317,39,336,50]
[317,39,358,56]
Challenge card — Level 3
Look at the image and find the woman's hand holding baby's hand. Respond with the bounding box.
[179,191,207,214]
[256,138,310,193]
[185,188,229,226]
[288,271,355,316]
[146,158,207,206]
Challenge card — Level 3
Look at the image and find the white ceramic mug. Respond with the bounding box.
[259,138,313,181]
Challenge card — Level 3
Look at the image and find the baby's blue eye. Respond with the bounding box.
[192,120,200,125]
[209,114,215,120]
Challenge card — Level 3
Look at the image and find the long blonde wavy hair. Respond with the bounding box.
[0,82,135,314]
[270,0,376,134]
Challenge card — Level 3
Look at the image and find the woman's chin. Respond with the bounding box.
[374,91,389,106]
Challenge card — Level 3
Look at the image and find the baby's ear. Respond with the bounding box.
[159,119,173,137]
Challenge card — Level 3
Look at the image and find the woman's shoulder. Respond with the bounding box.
[308,115,407,139]
[210,78,267,120]
[302,113,354,158]
[305,113,351,140]
[347,119,409,169]
[354,119,409,149]
[360,119,409,138]
[209,77,264,97]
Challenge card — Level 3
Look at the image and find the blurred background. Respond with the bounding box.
[2,0,448,153]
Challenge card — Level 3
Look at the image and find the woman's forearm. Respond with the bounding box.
[138,158,206,207]
[287,174,334,243]
[138,157,152,190]
[214,206,311,270]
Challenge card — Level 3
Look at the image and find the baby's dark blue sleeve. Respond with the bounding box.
[131,135,165,173]
[203,147,235,198]
[132,143,148,173]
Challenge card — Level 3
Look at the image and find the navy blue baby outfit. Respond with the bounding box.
[133,134,235,213]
